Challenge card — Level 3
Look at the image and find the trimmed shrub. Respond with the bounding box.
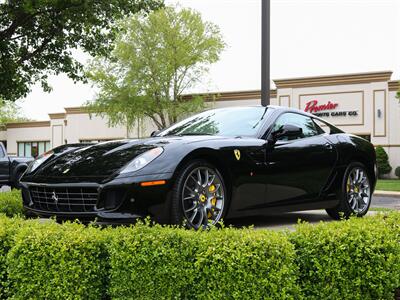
[376,146,392,178]
[290,214,400,300]
[6,221,110,299]
[108,224,199,300]
[395,167,400,179]
[108,223,299,299]
[381,212,400,242]
[0,212,398,299]
[0,216,25,298]
[192,228,299,300]
[0,190,23,217]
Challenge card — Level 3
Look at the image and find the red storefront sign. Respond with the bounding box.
[304,100,338,113]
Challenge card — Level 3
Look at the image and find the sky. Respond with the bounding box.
[17,0,400,120]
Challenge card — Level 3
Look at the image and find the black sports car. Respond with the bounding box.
[20,106,377,228]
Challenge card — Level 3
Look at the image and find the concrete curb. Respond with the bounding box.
[374,190,400,198]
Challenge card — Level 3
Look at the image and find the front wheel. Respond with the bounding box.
[326,162,372,220]
[170,160,227,229]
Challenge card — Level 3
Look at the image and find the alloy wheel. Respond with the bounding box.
[181,167,225,229]
[346,167,370,214]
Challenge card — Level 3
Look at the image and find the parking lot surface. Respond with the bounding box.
[228,195,399,230]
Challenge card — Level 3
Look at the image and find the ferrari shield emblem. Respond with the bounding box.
[234,149,241,161]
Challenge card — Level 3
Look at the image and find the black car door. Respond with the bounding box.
[264,112,337,206]
[0,145,10,182]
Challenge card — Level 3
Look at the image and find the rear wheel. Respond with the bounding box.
[326,162,371,220]
[170,160,227,229]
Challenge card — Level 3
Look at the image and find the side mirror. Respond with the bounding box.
[269,124,303,144]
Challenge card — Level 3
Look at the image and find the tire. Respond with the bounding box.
[326,162,372,220]
[170,160,228,229]
[11,169,25,190]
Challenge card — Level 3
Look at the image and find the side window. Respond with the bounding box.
[272,113,320,141]
[313,118,330,134]
[0,146,4,158]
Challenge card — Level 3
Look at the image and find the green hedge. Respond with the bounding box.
[0,190,23,217]
[108,225,298,299]
[7,221,110,299]
[0,199,399,299]
[290,214,400,300]
[0,216,25,298]
[0,190,25,297]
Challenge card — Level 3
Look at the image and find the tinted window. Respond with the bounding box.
[158,107,274,137]
[312,118,329,134]
[312,118,344,135]
[273,113,320,141]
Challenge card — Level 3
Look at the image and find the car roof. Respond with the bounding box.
[267,105,314,116]
[214,105,315,118]
[216,105,339,128]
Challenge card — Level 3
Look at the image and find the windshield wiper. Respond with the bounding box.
[252,107,269,129]
[177,133,214,136]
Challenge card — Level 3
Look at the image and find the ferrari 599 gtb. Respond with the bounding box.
[20,106,376,229]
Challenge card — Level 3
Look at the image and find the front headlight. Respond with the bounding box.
[26,150,54,173]
[120,147,164,174]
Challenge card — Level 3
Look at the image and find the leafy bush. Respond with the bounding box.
[0,212,399,299]
[192,228,299,300]
[7,221,110,299]
[0,216,25,298]
[395,167,400,179]
[376,146,392,178]
[108,224,199,299]
[290,214,400,300]
[107,223,298,299]
[0,190,23,217]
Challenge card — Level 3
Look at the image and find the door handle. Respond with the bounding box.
[325,143,333,150]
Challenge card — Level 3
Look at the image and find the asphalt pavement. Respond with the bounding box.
[228,195,400,230]
[372,195,400,210]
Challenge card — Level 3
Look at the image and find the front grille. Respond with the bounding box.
[29,186,99,213]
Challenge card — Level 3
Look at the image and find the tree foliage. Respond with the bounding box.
[375,146,392,178]
[86,6,225,131]
[0,0,163,101]
[0,99,28,127]
[395,167,400,179]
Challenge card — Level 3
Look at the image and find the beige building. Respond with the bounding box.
[2,71,399,176]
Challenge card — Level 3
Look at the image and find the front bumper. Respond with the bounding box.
[21,172,173,224]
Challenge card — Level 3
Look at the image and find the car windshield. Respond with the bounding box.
[158,107,274,137]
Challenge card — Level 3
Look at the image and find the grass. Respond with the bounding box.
[376,179,400,192]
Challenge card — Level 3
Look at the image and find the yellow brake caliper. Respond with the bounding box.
[208,185,217,218]
[209,185,216,193]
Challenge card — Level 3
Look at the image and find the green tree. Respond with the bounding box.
[375,146,392,178]
[86,6,225,131]
[0,100,28,127]
[0,0,163,101]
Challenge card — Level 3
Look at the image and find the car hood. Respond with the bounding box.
[32,136,229,179]
[9,156,34,163]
